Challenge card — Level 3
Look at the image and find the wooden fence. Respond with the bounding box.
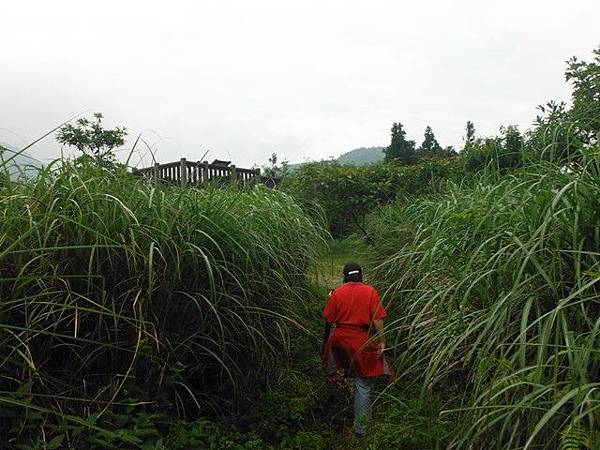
[132,158,280,187]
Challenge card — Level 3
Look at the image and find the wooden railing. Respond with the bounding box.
[132,158,280,187]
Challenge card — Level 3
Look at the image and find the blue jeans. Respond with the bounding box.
[354,376,371,435]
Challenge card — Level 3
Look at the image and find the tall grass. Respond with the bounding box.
[0,160,326,444]
[368,149,600,448]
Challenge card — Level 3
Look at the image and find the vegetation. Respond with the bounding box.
[465,120,476,145]
[362,45,600,448]
[384,123,457,165]
[368,150,600,448]
[336,147,385,166]
[284,158,464,237]
[383,122,417,164]
[286,147,386,174]
[417,126,456,159]
[56,113,127,167]
[463,124,523,173]
[1,42,599,449]
[262,152,290,178]
[0,160,325,447]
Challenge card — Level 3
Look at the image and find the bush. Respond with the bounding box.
[284,158,464,237]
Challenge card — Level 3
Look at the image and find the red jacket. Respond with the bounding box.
[322,282,395,379]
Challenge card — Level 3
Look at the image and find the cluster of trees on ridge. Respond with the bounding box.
[384,122,458,164]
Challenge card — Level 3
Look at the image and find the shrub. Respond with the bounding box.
[464,125,522,173]
[284,158,464,237]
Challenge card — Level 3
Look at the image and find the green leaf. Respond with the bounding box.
[47,435,65,450]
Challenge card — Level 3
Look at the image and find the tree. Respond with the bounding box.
[263,152,289,178]
[464,126,521,172]
[565,46,600,146]
[503,125,523,157]
[56,113,127,167]
[527,100,577,161]
[384,122,417,165]
[442,146,458,157]
[465,121,476,144]
[417,125,443,158]
[527,46,599,163]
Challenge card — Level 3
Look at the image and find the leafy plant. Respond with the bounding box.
[285,158,464,236]
[263,152,290,179]
[56,112,126,167]
[464,125,522,173]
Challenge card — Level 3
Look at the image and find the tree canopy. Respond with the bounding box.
[417,125,442,158]
[465,121,476,145]
[57,113,127,167]
[384,122,417,164]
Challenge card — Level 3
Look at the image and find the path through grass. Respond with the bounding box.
[237,237,454,449]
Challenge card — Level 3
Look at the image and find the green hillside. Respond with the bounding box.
[287,146,384,172]
[336,146,384,165]
[0,142,42,178]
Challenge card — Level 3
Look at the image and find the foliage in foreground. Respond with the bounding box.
[368,150,600,448]
[0,161,325,447]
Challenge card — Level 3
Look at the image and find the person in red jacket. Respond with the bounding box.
[322,262,395,436]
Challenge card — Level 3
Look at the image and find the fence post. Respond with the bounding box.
[254,168,261,185]
[196,161,202,185]
[180,158,187,187]
[201,161,209,186]
[230,165,237,185]
[153,163,160,184]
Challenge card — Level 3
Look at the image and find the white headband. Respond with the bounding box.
[347,270,360,275]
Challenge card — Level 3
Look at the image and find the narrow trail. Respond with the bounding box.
[276,240,374,449]
[219,239,448,449]
[283,239,451,450]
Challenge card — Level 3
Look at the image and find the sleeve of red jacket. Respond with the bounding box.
[323,290,338,323]
[370,288,387,321]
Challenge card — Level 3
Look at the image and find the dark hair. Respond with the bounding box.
[343,261,363,283]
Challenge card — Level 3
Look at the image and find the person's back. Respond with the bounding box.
[321,262,395,436]
[323,282,384,328]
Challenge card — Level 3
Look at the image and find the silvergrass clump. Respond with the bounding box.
[0,160,326,443]
[368,149,600,448]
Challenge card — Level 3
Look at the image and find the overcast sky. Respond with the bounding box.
[1,0,598,168]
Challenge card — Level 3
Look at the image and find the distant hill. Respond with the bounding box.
[336,147,385,165]
[287,146,385,172]
[0,142,43,178]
